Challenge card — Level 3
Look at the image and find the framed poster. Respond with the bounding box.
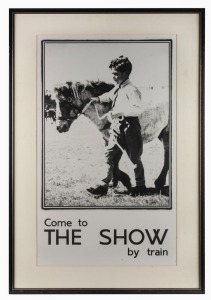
[9,9,205,293]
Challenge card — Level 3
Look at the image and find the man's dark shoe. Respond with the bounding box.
[129,185,147,197]
[87,185,108,196]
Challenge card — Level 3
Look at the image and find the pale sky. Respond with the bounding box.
[44,40,170,97]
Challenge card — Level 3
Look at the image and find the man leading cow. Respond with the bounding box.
[87,55,147,197]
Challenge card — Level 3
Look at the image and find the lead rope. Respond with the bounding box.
[81,99,108,120]
[80,99,130,156]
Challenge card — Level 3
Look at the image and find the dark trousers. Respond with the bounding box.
[102,118,145,187]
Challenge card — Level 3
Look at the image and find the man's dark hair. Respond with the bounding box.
[109,55,132,75]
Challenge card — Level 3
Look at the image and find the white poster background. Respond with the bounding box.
[37,36,176,265]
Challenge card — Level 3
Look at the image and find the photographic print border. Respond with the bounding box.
[41,38,173,210]
[9,8,205,294]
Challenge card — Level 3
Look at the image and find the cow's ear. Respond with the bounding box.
[84,82,94,93]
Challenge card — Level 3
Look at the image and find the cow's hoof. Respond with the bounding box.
[154,178,165,190]
[129,185,147,197]
[109,180,118,188]
[161,186,169,196]
[154,185,169,196]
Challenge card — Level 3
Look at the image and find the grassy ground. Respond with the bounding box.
[44,117,169,208]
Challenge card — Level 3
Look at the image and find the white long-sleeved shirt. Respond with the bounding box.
[99,79,142,117]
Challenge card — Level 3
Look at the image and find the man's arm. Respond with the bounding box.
[98,88,115,103]
[124,89,142,117]
[91,92,112,103]
[91,89,114,104]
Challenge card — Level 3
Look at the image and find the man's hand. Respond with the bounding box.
[91,97,100,103]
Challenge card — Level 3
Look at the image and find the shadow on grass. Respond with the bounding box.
[114,186,169,197]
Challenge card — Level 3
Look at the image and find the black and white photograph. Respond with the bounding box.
[40,38,175,209]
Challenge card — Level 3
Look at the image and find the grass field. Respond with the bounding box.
[44,117,169,208]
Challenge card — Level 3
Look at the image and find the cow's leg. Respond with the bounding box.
[154,124,169,190]
[112,161,131,191]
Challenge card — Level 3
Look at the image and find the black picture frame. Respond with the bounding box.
[9,8,205,294]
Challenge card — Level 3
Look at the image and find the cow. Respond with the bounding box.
[55,80,169,193]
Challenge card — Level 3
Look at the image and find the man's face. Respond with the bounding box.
[111,68,128,85]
